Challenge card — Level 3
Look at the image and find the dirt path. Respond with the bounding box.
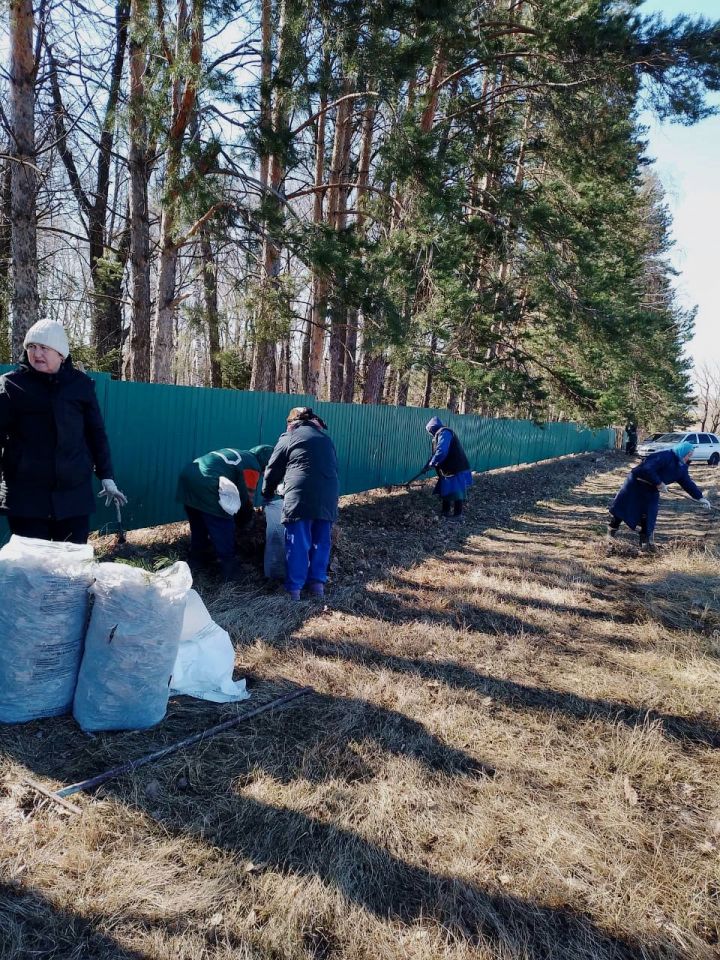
[1,452,719,959]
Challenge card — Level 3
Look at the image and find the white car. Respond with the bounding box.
[637,431,720,466]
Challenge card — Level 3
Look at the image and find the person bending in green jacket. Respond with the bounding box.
[177,445,273,581]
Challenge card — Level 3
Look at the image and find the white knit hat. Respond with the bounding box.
[23,319,70,358]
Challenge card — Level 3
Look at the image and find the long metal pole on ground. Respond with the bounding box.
[53,686,313,802]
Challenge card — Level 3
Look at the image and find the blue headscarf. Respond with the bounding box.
[673,441,694,461]
[426,416,443,435]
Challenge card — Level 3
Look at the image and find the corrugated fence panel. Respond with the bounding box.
[98,383,319,531]
[0,364,612,537]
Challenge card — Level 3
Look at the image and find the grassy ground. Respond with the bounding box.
[1,451,719,959]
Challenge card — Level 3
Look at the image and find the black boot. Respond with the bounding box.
[638,532,656,553]
[219,557,243,582]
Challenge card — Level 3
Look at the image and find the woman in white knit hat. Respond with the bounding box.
[0,319,126,543]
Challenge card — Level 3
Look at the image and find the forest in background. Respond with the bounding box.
[2,0,719,426]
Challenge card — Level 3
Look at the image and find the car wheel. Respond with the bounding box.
[709,452,720,467]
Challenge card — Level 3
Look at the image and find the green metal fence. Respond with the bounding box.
[0,365,613,538]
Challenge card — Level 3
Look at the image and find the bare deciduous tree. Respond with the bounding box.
[9,0,39,356]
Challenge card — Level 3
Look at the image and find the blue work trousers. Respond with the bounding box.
[185,506,236,562]
[284,519,332,592]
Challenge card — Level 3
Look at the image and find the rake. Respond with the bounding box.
[22,687,312,815]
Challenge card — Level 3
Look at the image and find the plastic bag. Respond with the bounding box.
[73,561,192,731]
[0,536,94,723]
[263,499,286,581]
[170,590,249,703]
[180,587,213,638]
[218,476,241,516]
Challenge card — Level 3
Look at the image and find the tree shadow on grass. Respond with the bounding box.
[0,882,152,960]
[1,453,714,958]
[287,635,720,748]
[1,703,690,960]
[0,686,712,958]
[72,723,698,960]
[369,573,631,627]
[0,682,493,791]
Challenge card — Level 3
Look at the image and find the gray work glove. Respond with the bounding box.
[698,496,712,511]
[657,482,669,494]
[98,479,128,508]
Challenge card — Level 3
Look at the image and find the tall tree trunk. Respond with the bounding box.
[488,104,532,362]
[423,333,437,407]
[251,0,292,393]
[200,229,221,387]
[250,0,277,391]
[362,353,387,404]
[395,367,409,406]
[384,365,397,405]
[92,0,130,372]
[461,386,477,415]
[127,0,152,380]
[277,334,291,393]
[304,53,329,396]
[46,0,130,375]
[327,78,354,402]
[152,0,203,383]
[258,0,272,195]
[341,311,358,403]
[341,103,375,404]
[419,47,445,134]
[0,161,11,362]
[9,0,39,359]
[300,301,312,391]
[101,217,131,374]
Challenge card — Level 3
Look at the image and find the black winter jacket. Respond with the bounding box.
[262,422,339,523]
[432,427,470,477]
[0,357,114,520]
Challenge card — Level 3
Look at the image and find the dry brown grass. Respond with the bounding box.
[2,451,720,959]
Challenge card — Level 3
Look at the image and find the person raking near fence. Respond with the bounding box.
[262,407,339,600]
[607,440,712,551]
[0,319,126,544]
[423,416,473,522]
[177,445,273,581]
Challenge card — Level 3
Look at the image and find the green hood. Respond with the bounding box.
[250,444,274,472]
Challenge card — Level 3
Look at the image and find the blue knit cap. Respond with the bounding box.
[673,441,694,461]
[426,416,443,435]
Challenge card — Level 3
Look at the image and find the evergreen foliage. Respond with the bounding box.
[2,0,719,426]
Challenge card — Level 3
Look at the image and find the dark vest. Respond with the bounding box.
[433,428,470,477]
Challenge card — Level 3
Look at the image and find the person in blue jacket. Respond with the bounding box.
[425,416,473,522]
[262,407,339,600]
[608,441,712,550]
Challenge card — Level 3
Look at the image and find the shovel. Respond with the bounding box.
[114,500,126,544]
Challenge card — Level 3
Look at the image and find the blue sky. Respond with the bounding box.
[640,0,720,368]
